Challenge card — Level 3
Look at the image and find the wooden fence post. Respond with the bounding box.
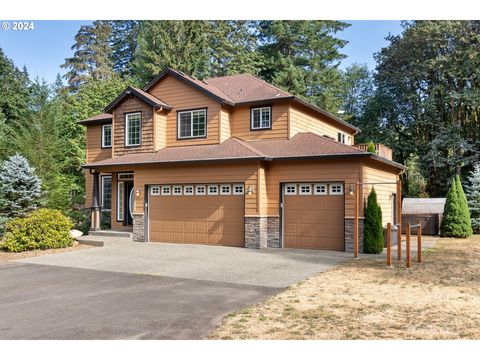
[354,182,359,258]
[418,221,422,263]
[387,222,391,266]
[397,179,402,261]
[406,223,411,268]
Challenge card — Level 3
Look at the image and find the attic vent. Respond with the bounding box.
[239,88,245,94]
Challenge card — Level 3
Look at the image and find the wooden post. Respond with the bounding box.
[354,182,359,258]
[397,179,402,261]
[418,221,422,263]
[387,222,391,266]
[406,223,411,268]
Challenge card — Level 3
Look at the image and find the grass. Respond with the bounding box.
[209,235,480,340]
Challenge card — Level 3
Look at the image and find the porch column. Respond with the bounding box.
[90,171,101,231]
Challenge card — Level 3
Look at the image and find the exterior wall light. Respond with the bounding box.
[136,188,141,197]
[247,186,255,195]
[349,184,355,195]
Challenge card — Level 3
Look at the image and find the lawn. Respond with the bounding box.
[0,241,91,262]
[210,235,480,339]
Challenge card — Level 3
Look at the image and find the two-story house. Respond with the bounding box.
[80,67,405,252]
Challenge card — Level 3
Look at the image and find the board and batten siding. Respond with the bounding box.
[362,161,399,226]
[220,107,231,142]
[154,112,167,150]
[148,75,221,147]
[289,105,355,144]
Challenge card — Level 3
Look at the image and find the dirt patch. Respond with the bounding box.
[210,235,480,340]
[0,241,92,262]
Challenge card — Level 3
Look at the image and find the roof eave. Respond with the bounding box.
[104,86,172,113]
[77,117,112,125]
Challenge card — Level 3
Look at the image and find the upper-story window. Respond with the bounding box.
[177,108,207,139]
[125,112,142,146]
[251,106,271,130]
[102,124,112,148]
[337,132,346,144]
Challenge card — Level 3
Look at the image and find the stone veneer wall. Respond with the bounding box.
[344,218,364,253]
[245,216,267,249]
[267,217,280,248]
[132,214,145,242]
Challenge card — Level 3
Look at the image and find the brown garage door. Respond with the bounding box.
[148,184,245,247]
[283,183,345,251]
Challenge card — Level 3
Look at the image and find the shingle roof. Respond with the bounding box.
[77,113,113,125]
[104,86,171,113]
[402,198,446,215]
[83,132,405,170]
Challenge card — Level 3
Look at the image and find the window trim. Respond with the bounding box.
[117,181,124,221]
[284,183,297,195]
[233,184,244,195]
[101,124,112,149]
[150,186,160,196]
[250,106,272,131]
[220,184,231,195]
[184,185,194,195]
[299,184,312,195]
[329,183,344,195]
[195,185,206,195]
[176,108,208,140]
[125,111,142,147]
[172,185,183,196]
[337,132,346,144]
[207,184,219,195]
[100,175,112,211]
[161,185,171,196]
[314,183,327,195]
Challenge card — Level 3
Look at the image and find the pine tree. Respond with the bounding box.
[363,187,384,254]
[0,154,43,230]
[441,176,472,237]
[466,164,480,233]
[455,174,473,237]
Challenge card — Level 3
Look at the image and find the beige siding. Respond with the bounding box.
[220,107,231,142]
[230,103,289,141]
[362,162,399,226]
[154,111,167,150]
[148,75,221,147]
[86,124,112,163]
[289,105,355,144]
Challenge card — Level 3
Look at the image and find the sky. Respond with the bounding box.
[0,20,404,84]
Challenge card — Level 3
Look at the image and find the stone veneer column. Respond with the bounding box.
[344,218,364,253]
[132,214,145,242]
[267,217,280,248]
[244,216,268,249]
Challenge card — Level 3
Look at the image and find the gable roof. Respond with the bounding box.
[104,86,172,113]
[83,132,405,171]
[77,113,113,125]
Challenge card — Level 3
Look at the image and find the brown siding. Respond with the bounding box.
[113,96,154,156]
[220,107,231,142]
[230,103,289,141]
[148,75,221,147]
[289,104,355,144]
[154,111,167,150]
[265,159,362,218]
[86,124,112,163]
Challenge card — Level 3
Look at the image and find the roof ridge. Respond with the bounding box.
[243,73,292,96]
[229,137,266,157]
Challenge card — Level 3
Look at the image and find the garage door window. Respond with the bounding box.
[162,186,171,195]
[184,185,194,195]
[330,183,344,195]
[151,186,160,196]
[220,184,231,195]
[299,184,312,195]
[233,184,244,195]
[314,183,327,195]
[196,185,206,195]
[172,185,183,195]
[208,185,218,195]
[285,184,297,195]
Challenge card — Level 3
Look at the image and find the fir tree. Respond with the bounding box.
[441,176,472,238]
[466,164,480,233]
[455,175,473,237]
[109,20,140,76]
[363,187,384,254]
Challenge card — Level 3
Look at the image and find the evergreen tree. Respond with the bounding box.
[441,176,472,238]
[466,164,480,233]
[367,141,376,154]
[0,154,43,230]
[363,187,384,254]
[109,20,140,76]
[455,175,473,237]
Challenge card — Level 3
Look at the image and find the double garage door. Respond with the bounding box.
[148,183,245,247]
[282,183,345,251]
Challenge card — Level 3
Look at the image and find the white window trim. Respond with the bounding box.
[285,184,297,195]
[184,185,194,195]
[125,112,142,147]
[172,185,183,195]
[117,181,124,221]
[220,184,231,195]
[329,183,344,195]
[314,183,327,195]
[251,107,271,130]
[161,185,171,195]
[101,176,112,210]
[117,173,134,181]
[177,109,207,139]
[150,186,160,196]
[233,184,244,195]
[195,185,206,195]
[299,184,312,195]
[102,124,112,148]
[207,184,219,195]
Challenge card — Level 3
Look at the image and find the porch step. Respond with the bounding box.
[88,230,133,239]
[76,236,105,247]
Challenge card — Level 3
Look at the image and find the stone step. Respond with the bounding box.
[88,230,133,239]
[76,236,105,247]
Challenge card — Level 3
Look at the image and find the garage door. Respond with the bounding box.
[283,183,345,251]
[148,183,245,247]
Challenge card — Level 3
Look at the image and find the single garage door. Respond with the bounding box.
[283,183,345,251]
[148,183,245,247]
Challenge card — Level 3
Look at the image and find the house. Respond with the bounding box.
[402,198,446,235]
[80,67,405,252]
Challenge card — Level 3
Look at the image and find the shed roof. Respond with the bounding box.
[402,198,446,214]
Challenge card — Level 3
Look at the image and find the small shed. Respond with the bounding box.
[402,198,446,235]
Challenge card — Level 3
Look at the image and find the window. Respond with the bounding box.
[161,185,171,195]
[125,112,141,146]
[220,184,231,195]
[177,109,207,139]
[251,107,271,130]
[285,184,297,195]
[102,124,112,148]
[117,182,124,221]
[117,173,134,181]
[184,185,194,195]
[233,184,244,195]
[150,186,160,196]
[101,176,112,210]
[195,185,206,195]
[330,183,344,195]
[299,184,312,195]
[173,185,183,195]
[208,184,218,195]
[314,183,327,195]
[337,132,346,144]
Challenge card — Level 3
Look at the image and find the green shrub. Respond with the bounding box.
[367,141,377,154]
[441,176,472,238]
[364,187,384,254]
[2,209,74,252]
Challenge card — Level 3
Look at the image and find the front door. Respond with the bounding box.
[124,181,134,226]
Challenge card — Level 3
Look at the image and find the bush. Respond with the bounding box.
[364,187,384,254]
[367,141,377,154]
[2,209,74,252]
[440,176,473,238]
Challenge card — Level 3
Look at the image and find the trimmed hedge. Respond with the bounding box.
[440,175,473,238]
[2,209,74,252]
[364,187,384,254]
